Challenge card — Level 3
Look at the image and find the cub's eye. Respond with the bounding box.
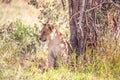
[43,31,46,34]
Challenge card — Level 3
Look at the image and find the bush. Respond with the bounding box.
[0,20,40,54]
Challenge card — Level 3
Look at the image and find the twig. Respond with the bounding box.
[111,1,120,9]
[61,0,65,10]
[85,4,102,12]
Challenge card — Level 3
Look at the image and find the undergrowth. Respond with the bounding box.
[0,21,120,80]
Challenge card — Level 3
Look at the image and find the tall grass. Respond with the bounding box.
[0,21,120,80]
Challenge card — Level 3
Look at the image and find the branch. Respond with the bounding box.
[70,2,104,22]
[61,0,65,10]
[77,0,86,37]
[111,1,120,9]
[85,3,102,12]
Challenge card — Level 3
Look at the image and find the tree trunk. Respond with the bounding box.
[68,0,118,59]
[68,0,86,58]
[68,0,98,58]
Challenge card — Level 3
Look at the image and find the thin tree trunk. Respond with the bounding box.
[76,0,86,56]
[68,0,78,51]
[68,0,86,58]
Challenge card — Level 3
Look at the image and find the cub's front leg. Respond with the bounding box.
[48,51,57,69]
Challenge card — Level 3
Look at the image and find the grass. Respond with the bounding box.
[0,0,40,25]
[0,27,119,80]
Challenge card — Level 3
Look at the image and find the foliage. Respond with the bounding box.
[0,20,40,54]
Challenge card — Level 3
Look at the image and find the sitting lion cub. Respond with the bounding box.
[39,23,72,69]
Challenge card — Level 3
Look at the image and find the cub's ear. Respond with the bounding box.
[43,23,46,26]
[48,25,54,31]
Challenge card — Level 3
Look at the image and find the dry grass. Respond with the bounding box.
[0,0,40,25]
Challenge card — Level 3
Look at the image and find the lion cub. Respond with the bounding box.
[39,23,72,69]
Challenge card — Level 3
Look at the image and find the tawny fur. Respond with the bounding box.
[39,24,72,69]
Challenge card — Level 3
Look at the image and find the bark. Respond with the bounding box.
[68,0,78,52]
[68,0,86,57]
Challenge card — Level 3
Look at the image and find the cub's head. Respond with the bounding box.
[39,24,53,42]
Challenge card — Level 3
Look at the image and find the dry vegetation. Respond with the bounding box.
[0,0,120,80]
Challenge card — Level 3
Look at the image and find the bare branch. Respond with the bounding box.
[61,0,65,10]
[77,0,85,37]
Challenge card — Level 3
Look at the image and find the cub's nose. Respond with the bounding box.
[39,37,42,40]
